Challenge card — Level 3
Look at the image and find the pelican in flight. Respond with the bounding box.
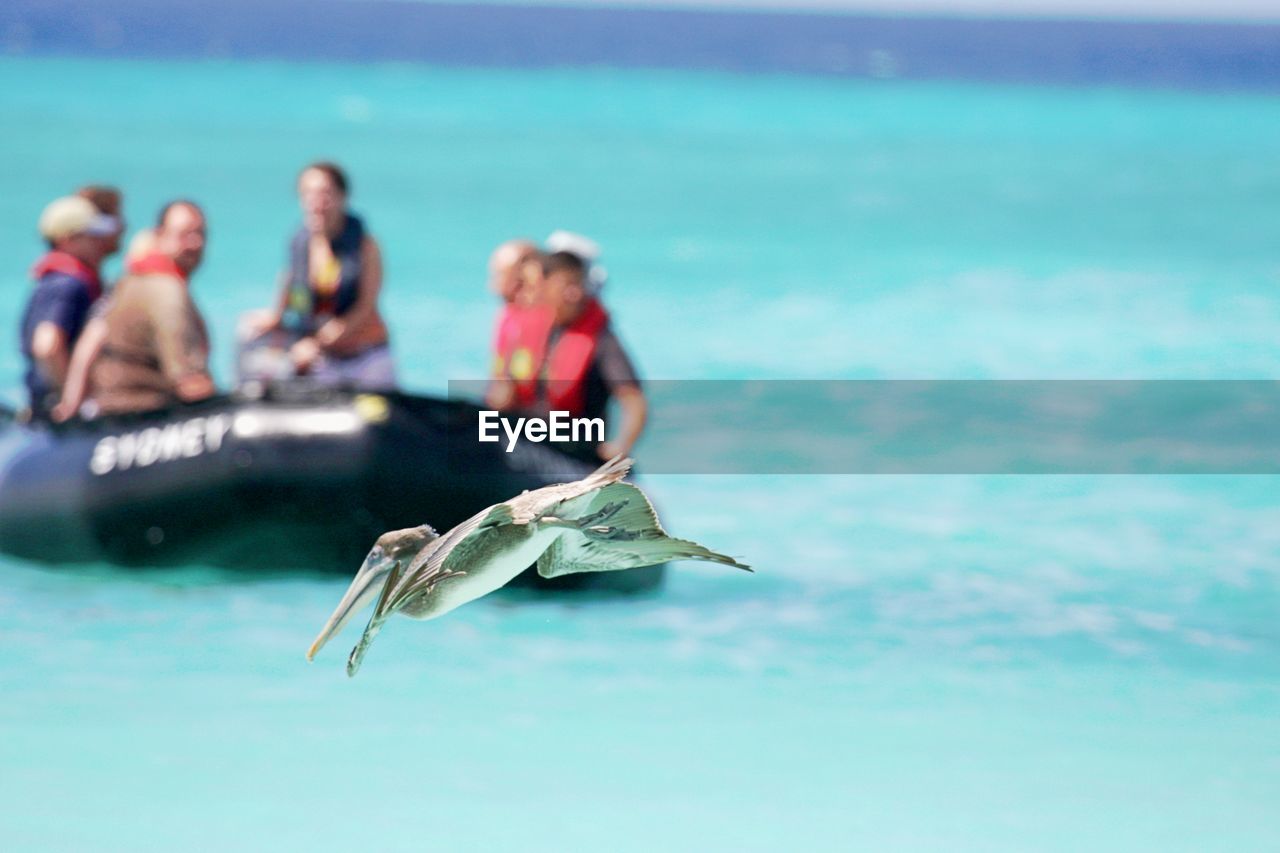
[308,456,750,675]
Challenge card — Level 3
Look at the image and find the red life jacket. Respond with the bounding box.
[495,299,610,416]
[126,251,188,284]
[495,303,555,407]
[542,298,610,416]
[29,251,103,302]
[492,303,528,374]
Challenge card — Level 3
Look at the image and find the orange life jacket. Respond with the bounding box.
[30,250,103,301]
[126,251,188,284]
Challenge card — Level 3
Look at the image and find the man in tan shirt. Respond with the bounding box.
[90,201,216,416]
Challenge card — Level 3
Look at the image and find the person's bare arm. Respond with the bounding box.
[598,384,647,460]
[30,322,70,393]
[50,317,107,422]
[269,267,291,324]
[317,235,383,350]
[592,332,647,459]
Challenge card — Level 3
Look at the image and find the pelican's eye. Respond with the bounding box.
[370,546,385,561]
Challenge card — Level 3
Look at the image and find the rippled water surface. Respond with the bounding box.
[1,56,1278,850]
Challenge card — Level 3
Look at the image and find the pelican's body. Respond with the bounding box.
[399,509,560,619]
[308,456,750,675]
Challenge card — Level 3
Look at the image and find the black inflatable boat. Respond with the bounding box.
[0,384,663,592]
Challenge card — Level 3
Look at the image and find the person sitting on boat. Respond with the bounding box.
[241,161,395,390]
[486,238,542,391]
[50,229,161,423]
[87,200,215,416]
[491,234,647,461]
[20,195,118,420]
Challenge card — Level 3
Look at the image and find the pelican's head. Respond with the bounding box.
[307,525,437,661]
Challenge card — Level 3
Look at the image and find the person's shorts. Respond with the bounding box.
[311,343,397,391]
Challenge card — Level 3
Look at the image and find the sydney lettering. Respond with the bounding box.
[90,415,232,475]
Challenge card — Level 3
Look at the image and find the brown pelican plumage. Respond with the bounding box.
[307,456,750,675]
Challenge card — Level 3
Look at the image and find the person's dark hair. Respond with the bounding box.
[155,199,203,229]
[300,161,350,195]
[77,185,122,217]
[542,250,586,279]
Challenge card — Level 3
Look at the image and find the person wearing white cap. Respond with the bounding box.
[19,195,117,419]
[544,229,609,294]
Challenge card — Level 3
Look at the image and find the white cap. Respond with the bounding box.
[546,230,608,294]
[38,195,120,243]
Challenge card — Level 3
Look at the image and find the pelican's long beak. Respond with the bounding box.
[307,550,396,661]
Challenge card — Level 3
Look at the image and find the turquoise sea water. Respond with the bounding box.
[1,56,1279,849]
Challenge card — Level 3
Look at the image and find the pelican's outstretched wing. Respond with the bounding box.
[505,455,636,524]
[536,482,751,577]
